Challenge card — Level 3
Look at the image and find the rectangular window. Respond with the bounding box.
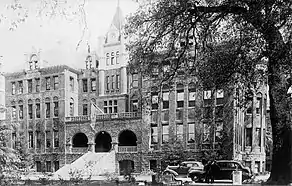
[53,101,58,117]
[82,79,88,92]
[18,81,23,94]
[54,161,59,171]
[216,89,224,105]
[188,123,195,143]
[46,161,51,172]
[188,108,196,121]
[69,76,74,91]
[132,74,139,88]
[114,100,118,113]
[12,106,16,120]
[91,78,96,92]
[109,100,112,113]
[151,124,158,144]
[36,131,41,149]
[83,104,88,115]
[245,128,252,146]
[46,131,51,148]
[215,106,223,119]
[162,92,169,109]
[203,107,212,119]
[188,90,196,107]
[162,125,169,143]
[111,75,115,90]
[177,90,184,108]
[116,75,120,89]
[28,79,33,93]
[53,76,59,90]
[106,76,110,90]
[256,97,261,114]
[161,110,169,122]
[36,161,42,172]
[246,97,253,114]
[28,131,34,148]
[36,103,41,118]
[45,103,50,118]
[176,109,183,121]
[53,130,59,148]
[131,100,138,112]
[28,104,33,119]
[11,82,16,95]
[176,124,183,141]
[35,78,40,92]
[151,93,158,110]
[203,90,212,105]
[46,77,51,90]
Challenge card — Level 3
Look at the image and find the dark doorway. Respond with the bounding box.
[119,160,134,175]
[118,130,137,146]
[72,132,88,147]
[95,131,112,152]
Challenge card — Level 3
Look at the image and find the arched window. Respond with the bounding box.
[106,53,110,65]
[35,98,41,118]
[11,101,16,120]
[53,97,59,117]
[28,99,33,119]
[116,51,119,64]
[45,98,50,118]
[111,52,115,65]
[70,98,74,116]
[18,100,23,119]
[86,56,92,69]
[30,54,38,69]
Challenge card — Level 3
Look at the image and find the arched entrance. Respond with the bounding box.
[95,131,112,152]
[72,133,88,147]
[118,130,137,146]
[119,160,134,175]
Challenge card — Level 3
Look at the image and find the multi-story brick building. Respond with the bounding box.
[3,4,267,176]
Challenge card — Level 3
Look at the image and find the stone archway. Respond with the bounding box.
[72,132,88,147]
[95,131,112,152]
[118,130,137,146]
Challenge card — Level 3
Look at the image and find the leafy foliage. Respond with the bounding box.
[126,0,292,184]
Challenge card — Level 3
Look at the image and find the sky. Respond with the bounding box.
[0,0,139,72]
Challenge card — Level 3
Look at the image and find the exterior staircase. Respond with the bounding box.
[53,150,116,180]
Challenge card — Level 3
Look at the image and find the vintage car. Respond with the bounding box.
[188,160,252,182]
[162,161,204,177]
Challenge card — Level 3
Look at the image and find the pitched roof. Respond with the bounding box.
[111,6,125,31]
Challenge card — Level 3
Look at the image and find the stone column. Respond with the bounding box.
[99,70,105,96]
[111,141,118,152]
[66,142,72,153]
[121,67,127,94]
[88,142,95,152]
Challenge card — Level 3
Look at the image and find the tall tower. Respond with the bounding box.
[98,1,128,96]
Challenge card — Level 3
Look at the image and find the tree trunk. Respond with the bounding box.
[266,35,292,184]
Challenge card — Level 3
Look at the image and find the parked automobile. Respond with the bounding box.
[162,161,204,177]
[188,160,252,182]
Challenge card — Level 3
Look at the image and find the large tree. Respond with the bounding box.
[125,0,292,184]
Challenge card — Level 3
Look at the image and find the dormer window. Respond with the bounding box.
[111,52,115,65]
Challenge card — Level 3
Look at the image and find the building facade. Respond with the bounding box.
[2,5,267,175]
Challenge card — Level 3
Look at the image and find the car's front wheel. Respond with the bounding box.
[189,173,204,182]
